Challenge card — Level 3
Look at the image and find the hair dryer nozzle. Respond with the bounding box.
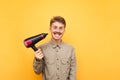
[41,33,48,38]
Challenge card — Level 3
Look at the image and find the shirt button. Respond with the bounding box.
[56,50,58,52]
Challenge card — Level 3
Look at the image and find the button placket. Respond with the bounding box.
[54,45,61,80]
[56,54,60,79]
[56,47,59,52]
[56,58,60,73]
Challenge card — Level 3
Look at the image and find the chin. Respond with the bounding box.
[52,37,62,41]
[53,36,61,40]
[53,38,61,40]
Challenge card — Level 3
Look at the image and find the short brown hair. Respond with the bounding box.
[50,16,66,27]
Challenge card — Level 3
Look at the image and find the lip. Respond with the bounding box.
[52,32,62,39]
[53,32,62,35]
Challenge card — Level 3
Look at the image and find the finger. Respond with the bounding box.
[38,53,44,57]
[35,49,40,53]
[36,52,43,57]
[37,51,42,55]
[36,54,43,60]
[35,50,41,55]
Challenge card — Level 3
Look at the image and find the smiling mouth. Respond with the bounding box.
[53,32,62,35]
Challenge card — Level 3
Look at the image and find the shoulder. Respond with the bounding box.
[63,42,76,55]
[62,42,74,50]
[37,41,50,49]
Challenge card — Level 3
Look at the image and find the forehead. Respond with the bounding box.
[51,21,65,27]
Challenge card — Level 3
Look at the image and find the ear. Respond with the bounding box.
[64,27,66,32]
[49,26,51,32]
[63,29,65,33]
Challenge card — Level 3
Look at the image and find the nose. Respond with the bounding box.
[56,28,60,32]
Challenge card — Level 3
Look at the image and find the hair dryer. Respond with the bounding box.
[24,33,48,51]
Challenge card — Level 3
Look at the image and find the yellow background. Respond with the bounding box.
[0,0,120,80]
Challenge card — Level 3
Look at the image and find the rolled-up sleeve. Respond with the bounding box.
[33,59,44,74]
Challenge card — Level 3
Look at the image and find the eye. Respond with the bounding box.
[59,26,63,30]
[53,26,57,29]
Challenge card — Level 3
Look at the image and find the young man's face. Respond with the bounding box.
[50,21,65,42]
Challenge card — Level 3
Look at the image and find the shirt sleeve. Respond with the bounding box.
[69,47,77,80]
[33,58,44,74]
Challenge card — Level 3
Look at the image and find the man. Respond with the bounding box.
[33,16,77,80]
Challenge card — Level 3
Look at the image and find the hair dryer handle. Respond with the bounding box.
[31,45,38,51]
[31,45,44,61]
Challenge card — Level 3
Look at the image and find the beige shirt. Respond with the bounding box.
[33,40,77,80]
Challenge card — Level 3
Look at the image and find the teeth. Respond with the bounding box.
[55,34,59,37]
[54,33,61,38]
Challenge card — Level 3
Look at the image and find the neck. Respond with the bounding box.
[51,38,62,44]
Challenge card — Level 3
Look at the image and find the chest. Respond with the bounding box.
[43,47,71,60]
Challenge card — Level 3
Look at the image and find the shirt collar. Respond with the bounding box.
[49,39,64,49]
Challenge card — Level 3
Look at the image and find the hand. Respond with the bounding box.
[34,48,44,60]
